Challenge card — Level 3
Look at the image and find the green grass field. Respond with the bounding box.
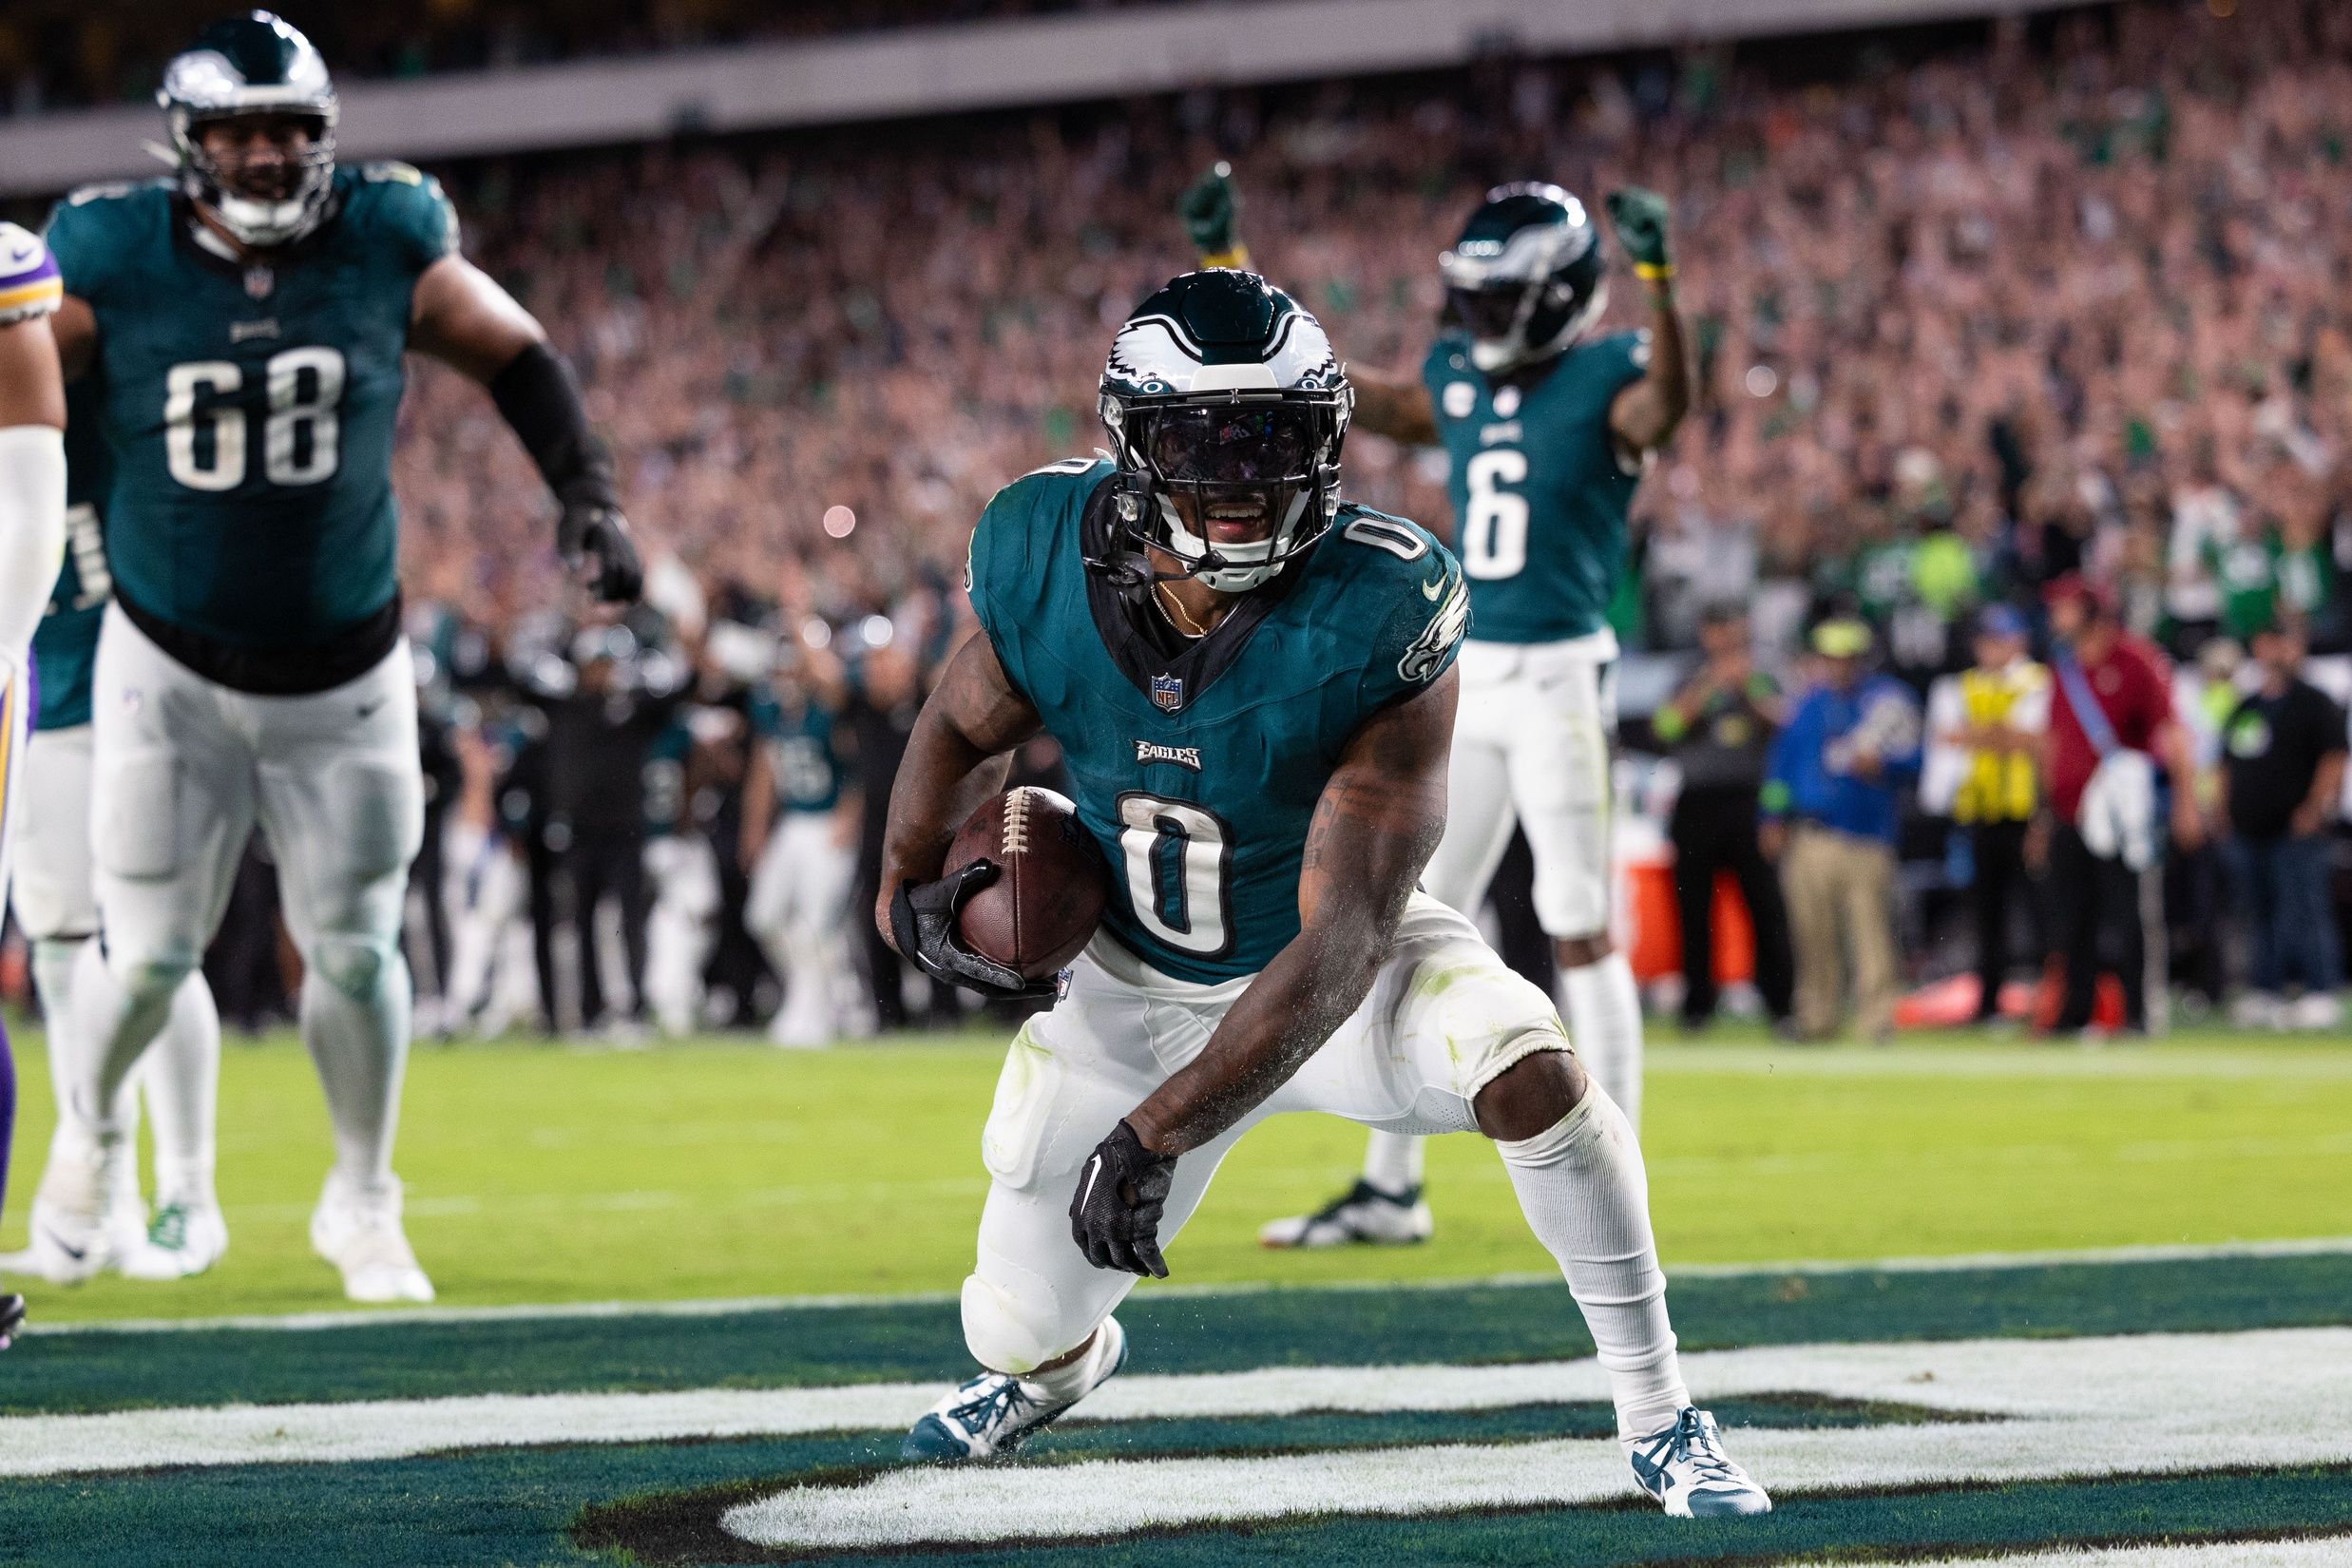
[7,1023,2349,1322]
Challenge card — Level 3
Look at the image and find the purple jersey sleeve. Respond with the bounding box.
[0,224,62,326]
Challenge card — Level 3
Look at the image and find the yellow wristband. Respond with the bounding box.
[1634,260,1674,281]
[1198,246,1251,270]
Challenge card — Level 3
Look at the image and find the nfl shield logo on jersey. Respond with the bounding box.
[1151,673,1184,713]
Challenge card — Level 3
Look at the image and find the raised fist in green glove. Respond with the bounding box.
[1179,162,1247,266]
[1604,186,1673,277]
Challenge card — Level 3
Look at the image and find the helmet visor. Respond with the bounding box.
[1145,404,1318,485]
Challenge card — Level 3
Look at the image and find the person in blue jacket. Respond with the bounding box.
[1759,619,1922,1040]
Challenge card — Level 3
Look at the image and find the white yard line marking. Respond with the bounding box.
[4,1327,2346,1494]
[22,1233,2352,1336]
[723,1328,2352,1549]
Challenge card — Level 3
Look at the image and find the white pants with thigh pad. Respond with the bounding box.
[961,892,1567,1374]
[1421,630,1619,938]
[14,723,96,941]
[89,603,425,1023]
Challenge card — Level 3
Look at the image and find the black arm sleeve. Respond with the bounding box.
[488,341,618,510]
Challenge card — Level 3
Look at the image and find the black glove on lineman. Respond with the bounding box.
[889,860,1060,1002]
[1070,1119,1177,1277]
[557,501,644,604]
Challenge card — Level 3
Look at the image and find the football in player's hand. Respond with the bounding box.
[947,787,1109,980]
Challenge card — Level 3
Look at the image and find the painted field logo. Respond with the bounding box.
[578,1326,2352,1565]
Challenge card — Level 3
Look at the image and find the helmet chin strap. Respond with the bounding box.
[1157,488,1310,593]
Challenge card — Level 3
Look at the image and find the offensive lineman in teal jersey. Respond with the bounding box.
[1183,173,1692,1248]
[872,271,1765,1517]
[36,13,642,1302]
[5,386,227,1288]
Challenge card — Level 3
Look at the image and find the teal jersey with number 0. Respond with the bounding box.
[45,164,458,651]
[966,459,1467,985]
[34,381,112,731]
[1421,330,1649,644]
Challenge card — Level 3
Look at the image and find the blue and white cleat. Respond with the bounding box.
[903,1317,1128,1462]
[1626,1406,1772,1517]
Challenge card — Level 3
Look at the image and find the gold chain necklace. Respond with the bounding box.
[1155,581,1212,638]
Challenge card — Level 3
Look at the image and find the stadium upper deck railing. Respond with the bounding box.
[0,0,2060,198]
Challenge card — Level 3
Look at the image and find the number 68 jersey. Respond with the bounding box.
[1421,330,1650,645]
[46,164,458,661]
[965,459,1467,985]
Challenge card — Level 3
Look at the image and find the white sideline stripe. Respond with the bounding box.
[724,1328,2352,1549]
[1648,1044,2352,1080]
[23,1234,2352,1337]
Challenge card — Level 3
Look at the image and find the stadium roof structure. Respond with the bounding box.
[0,0,2066,197]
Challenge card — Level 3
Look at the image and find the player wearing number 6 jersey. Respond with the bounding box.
[34,11,642,1304]
[1183,174,1690,1248]
[877,271,1763,1516]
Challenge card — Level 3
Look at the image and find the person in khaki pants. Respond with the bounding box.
[1759,621,1922,1041]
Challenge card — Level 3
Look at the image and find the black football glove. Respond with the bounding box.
[558,500,644,604]
[1070,1119,1176,1278]
[889,860,1059,1002]
[1178,162,1246,264]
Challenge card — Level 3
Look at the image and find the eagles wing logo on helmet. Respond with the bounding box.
[1439,182,1609,373]
[1093,271,1352,596]
[159,11,340,249]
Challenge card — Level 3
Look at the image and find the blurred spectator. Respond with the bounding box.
[1923,604,2049,1023]
[840,625,949,1033]
[1653,603,1793,1032]
[2214,616,2346,1029]
[530,626,686,1038]
[1761,620,1922,1041]
[741,643,858,1047]
[2036,574,2201,1036]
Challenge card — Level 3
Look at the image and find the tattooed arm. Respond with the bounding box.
[1123,667,1460,1155]
[872,629,1042,946]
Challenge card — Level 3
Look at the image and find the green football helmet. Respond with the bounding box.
[1095,270,1351,594]
[1439,182,1607,373]
[158,10,339,248]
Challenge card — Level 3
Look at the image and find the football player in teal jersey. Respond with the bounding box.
[743,650,856,1047]
[1184,171,1691,1248]
[35,12,641,1304]
[873,271,1765,1517]
[0,215,72,1346]
[5,387,227,1288]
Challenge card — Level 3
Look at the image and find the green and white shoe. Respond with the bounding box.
[121,1199,231,1281]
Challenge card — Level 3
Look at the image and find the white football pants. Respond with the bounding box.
[744,812,855,1044]
[81,604,423,1198]
[643,832,720,1038]
[960,894,1688,1439]
[15,719,220,1203]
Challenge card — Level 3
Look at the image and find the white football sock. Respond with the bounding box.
[145,967,222,1207]
[1359,1129,1426,1195]
[300,942,411,1199]
[36,937,141,1211]
[1495,1083,1688,1441]
[1558,950,1644,1131]
[72,936,181,1146]
[1019,1319,1119,1404]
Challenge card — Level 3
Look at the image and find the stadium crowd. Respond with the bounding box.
[62,0,2352,1042]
